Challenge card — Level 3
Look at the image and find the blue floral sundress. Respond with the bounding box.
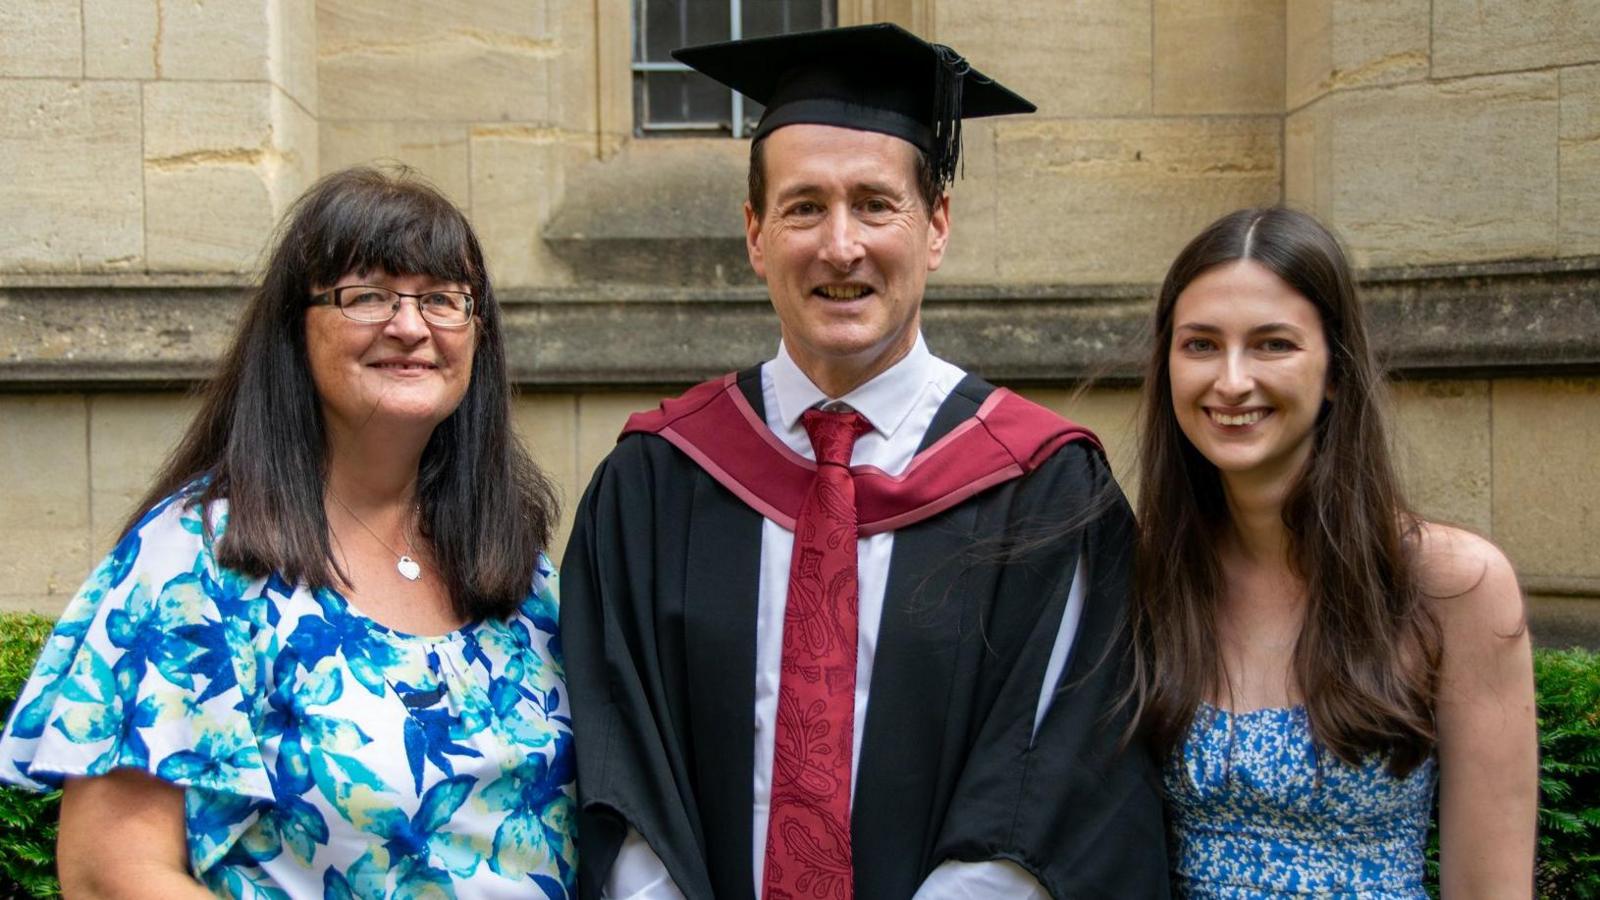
[0,491,577,898]
[1164,703,1436,898]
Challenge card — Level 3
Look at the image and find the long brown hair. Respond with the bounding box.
[126,166,559,621]
[1128,207,1440,775]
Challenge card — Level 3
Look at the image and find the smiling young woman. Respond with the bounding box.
[1166,259,1332,495]
[1127,207,1537,897]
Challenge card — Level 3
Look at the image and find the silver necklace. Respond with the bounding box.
[328,491,423,581]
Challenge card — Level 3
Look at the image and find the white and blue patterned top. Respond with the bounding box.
[1165,703,1436,898]
[0,491,576,899]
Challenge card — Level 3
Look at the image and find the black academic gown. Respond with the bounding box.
[561,370,1169,899]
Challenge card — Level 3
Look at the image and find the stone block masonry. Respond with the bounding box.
[1286,72,1559,268]
[0,81,143,272]
[0,0,1596,641]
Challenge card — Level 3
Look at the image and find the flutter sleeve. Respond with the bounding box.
[0,492,275,811]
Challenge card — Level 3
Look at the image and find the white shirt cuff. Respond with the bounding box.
[912,859,1051,900]
[602,828,687,900]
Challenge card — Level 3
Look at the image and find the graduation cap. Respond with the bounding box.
[672,22,1035,189]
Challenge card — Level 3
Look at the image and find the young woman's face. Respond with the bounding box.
[1168,260,1331,489]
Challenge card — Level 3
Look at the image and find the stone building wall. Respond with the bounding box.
[1287,0,1600,266]
[1289,0,1600,645]
[0,0,318,274]
[1,1,1597,645]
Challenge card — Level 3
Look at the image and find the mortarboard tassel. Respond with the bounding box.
[930,43,971,189]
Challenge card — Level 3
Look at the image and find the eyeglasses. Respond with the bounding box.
[309,285,476,327]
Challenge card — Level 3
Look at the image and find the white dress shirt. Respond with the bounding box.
[604,336,1084,900]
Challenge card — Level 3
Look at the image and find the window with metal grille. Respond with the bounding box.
[633,0,836,137]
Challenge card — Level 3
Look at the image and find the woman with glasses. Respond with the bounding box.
[1127,207,1537,896]
[0,167,574,897]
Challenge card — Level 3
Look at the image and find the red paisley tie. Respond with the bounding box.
[763,407,873,900]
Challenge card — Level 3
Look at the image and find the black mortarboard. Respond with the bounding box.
[672,23,1035,189]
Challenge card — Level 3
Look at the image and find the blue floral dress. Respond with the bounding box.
[1164,703,1436,898]
[0,491,577,899]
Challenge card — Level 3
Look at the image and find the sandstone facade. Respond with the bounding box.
[1,0,1596,643]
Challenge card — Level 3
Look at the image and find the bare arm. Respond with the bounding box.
[58,770,213,900]
[1424,526,1538,898]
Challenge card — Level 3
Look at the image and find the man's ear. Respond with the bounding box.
[926,193,951,272]
[744,200,766,280]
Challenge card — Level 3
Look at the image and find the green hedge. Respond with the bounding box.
[0,615,1596,897]
[0,614,60,900]
[1532,648,1600,898]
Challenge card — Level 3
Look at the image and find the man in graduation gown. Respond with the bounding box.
[561,23,1168,900]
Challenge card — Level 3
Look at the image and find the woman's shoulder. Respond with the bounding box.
[532,550,556,593]
[125,484,228,545]
[60,488,225,614]
[0,485,271,799]
[502,552,559,630]
[1411,521,1524,637]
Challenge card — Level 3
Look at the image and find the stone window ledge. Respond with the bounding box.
[2,256,1597,390]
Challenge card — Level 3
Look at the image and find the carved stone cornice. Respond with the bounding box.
[3,257,1597,390]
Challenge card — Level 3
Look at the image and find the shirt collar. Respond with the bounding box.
[770,334,934,439]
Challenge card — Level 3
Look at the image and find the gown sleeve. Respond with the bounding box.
[561,438,716,900]
[924,443,1170,899]
[0,492,275,870]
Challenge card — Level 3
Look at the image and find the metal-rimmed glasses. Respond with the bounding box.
[309,285,476,327]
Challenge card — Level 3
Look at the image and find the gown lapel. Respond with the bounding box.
[681,367,766,899]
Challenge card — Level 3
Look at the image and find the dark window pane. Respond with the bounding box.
[638,0,729,61]
[639,0,681,61]
[740,1,783,39]
[743,0,832,39]
[638,70,732,128]
[633,0,835,134]
[806,0,835,31]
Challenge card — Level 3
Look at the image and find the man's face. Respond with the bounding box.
[744,124,950,386]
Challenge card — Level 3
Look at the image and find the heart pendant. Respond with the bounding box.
[396,556,422,581]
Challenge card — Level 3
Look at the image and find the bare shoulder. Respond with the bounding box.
[1413,522,1525,639]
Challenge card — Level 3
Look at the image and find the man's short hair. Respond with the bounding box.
[746,134,944,219]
